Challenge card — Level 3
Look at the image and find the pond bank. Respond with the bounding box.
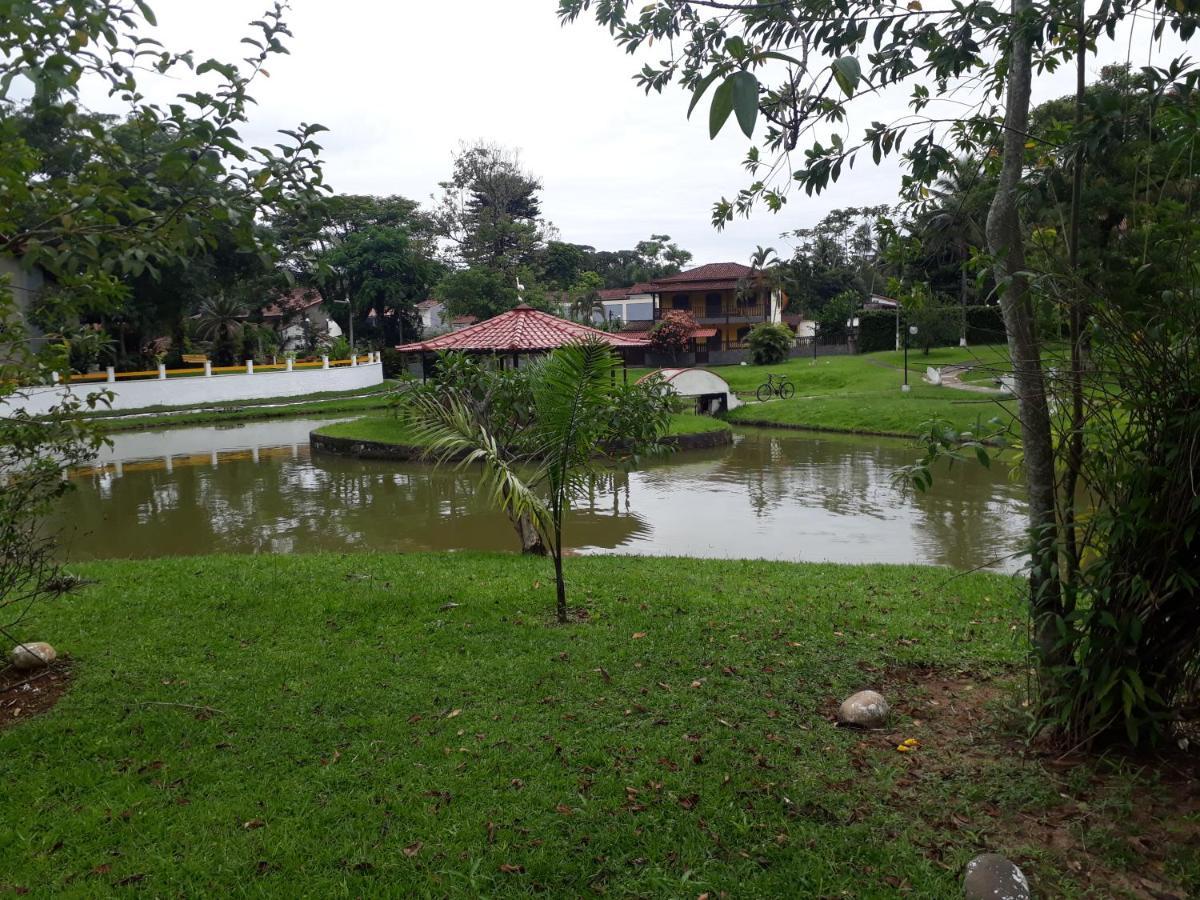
[309,412,733,461]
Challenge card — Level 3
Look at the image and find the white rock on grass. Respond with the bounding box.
[9,642,57,670]
[963,853,1031,900]
[837,689,890,728]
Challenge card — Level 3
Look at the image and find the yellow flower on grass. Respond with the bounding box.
[896,737,921,752]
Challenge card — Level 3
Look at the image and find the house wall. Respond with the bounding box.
[1,360,384,417]
[1,255,47,352]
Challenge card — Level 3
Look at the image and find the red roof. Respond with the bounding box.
[598,282,655,301]
[261,288,324,318]
[397,305,649,353]
[652,263,751,285]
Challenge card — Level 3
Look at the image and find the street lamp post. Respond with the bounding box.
[334,295,354,358]
[902,324,918,392]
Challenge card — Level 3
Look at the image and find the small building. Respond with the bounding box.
[396,303,649,379]
[416,299,449,334]
[597,282,655,325]
[261,288,341,352]
[639,367,742,415]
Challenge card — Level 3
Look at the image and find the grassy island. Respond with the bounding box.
[310,412,732,459]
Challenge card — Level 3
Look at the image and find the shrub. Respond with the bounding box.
[379,348,407,379]
[746,322,794,365]
[964,304,1006,344]
[649,310,697,356]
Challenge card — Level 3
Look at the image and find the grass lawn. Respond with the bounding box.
[714,346,1016,438]
[2,554,1196,896]
[87,382,402,434]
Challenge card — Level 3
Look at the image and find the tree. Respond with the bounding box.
[649,309,698,362]
[433,141,546,274]
[194,295,248,365]
[561,0,1200,744]
[436,268,520,321]
[1,2,324,640]
[398,342,671,623]
[567,271,605,323]
[321,225,443,347]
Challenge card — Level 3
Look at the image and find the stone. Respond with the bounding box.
[837,689,890,728]
[963,853,1031,900]
[9,641,57,670]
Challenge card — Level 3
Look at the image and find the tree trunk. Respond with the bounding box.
[985,0,1066,668]
[513,510,547,556]
[553,548,567,624]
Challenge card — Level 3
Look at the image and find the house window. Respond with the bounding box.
[671,294,691,310]
[704,292,723,317]
[736,326,751,345]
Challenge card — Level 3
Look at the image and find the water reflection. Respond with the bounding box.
[56,419,1027,571]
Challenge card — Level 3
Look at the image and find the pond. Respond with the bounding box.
[56,416,1028,572]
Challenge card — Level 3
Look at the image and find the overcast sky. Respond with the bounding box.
[81,1,1168,267]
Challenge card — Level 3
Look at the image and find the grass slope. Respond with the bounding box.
[89,383,401,434]
[2,554,1193,896]
[718,346,1014,438]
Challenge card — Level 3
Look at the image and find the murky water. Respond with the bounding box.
[56,417,1028,571]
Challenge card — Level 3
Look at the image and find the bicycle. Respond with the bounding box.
[755,373,795,402]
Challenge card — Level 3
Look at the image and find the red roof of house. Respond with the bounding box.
[652,263,751,285]
[451,314,478,325]
[261,288,324,318]
[598,282,655,301]
[397,304,649,353]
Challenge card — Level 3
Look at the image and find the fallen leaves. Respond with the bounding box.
[631,632,647,640]
[242,819,265,830]
[445,708,462,719]
[402,841,422,858]
[499,863,525,874]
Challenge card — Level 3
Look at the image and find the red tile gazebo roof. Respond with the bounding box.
[396,304,649,353]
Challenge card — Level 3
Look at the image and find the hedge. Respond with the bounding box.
[854,305,1006,353]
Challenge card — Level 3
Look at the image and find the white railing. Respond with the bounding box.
[2,353,384,417]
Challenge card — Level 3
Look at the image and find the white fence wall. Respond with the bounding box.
[2,360,384,417]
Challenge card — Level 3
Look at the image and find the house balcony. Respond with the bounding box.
[653,304,770,325]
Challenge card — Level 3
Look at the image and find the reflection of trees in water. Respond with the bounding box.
[56,451,650,560]
[55,429,1025,570]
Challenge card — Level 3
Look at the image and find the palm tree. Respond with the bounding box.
[399,341,651,623]
[568,293,605,324]
[194,295,248,365]
[923,157,990,344]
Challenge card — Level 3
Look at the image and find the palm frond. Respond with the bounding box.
[398,388,550,536]
[529,340,618,530]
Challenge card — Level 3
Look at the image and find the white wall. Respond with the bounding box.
[2,361,384,417]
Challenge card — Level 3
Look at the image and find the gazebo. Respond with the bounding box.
[396,304,649,380]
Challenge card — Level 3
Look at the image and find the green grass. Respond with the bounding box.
[714,346,1015,438]
[312,413,428,445]
[2,554,1194,896]
[665,412,731,436]
[312,412,729,446]
[90,383,402,434]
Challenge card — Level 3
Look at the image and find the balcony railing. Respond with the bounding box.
[653,304,770,324]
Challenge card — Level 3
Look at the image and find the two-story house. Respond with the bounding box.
[648,262,785,352]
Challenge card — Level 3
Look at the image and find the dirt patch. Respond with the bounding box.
[0,660,73,731]
[853,665,1200,898]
